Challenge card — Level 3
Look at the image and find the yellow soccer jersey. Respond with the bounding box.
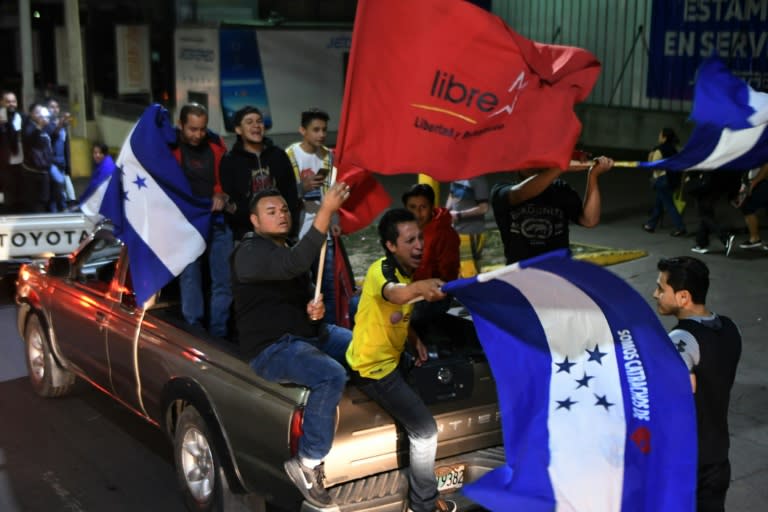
[346,255,414,379]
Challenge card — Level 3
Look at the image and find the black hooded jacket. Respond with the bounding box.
[220,138,300,240]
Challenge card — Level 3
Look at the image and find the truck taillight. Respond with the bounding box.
[289,407,304,456]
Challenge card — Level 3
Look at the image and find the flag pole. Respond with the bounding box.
[313,166,338,304]
[610,161,640,168]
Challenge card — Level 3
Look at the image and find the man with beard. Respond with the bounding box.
[171,103,232,337]
[653,256,741,512]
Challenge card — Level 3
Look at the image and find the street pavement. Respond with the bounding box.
[0,168,766,510]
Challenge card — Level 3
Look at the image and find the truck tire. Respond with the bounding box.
[174,405,229,512]
[24,314,75,397]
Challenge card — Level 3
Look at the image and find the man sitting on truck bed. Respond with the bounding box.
[231,184,352,509]
[345,208,457,512]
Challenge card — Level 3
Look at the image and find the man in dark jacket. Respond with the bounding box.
[0,91,24,212]
[220,106,300,241]
[172,103,232,337]
[653,256,742,512]
[21,104,53,213]
[231,182,351,509]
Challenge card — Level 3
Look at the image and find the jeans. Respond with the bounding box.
[48,163,66,212]
[249,324,352,460]
[357,367,439,512]
[646,175,685,231]
[179,222,233,337]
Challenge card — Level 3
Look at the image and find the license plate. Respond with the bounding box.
[435,464,465,492]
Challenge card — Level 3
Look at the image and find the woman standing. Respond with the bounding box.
[643,128,687,237]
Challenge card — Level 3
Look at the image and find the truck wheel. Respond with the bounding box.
[174,406,227,512]
[25,314,75,397]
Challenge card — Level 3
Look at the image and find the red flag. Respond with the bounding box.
[337,165,391,234]
[335,0,601,181]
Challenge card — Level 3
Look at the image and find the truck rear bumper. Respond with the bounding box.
[301,446,505,512]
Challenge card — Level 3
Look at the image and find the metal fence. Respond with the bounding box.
[492,0,691,112]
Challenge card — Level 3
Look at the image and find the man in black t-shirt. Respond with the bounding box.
[491,156,614,264]
[653,256,741,512]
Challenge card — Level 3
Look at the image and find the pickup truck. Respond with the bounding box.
[15,225,504,512]
[0,212,95,275]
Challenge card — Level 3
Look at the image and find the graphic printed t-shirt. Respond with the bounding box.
[346,255,414,380]
[492,179,582,264]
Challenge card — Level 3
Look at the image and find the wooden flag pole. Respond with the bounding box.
[313,166,338,304]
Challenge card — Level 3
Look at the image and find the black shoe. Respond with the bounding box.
[670,229,687,237]
[284,458,334,508]
[739,239,765,249]
[642,224,655,233]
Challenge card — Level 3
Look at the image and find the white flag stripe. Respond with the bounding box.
[747,88,768,126]
[498,268,625,512]
[79,177,110,219]
[117,139,206,276]
[693,124,765,169]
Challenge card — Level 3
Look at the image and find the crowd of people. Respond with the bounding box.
[641,127,768,256]
[2,95,752,511]
[0,91,79,213]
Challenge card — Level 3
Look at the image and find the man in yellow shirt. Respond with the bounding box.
[346,208,456,512]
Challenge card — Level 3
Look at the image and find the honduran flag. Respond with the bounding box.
[81,104,211,305]
[639,57,768,172]
[442,250,697,512]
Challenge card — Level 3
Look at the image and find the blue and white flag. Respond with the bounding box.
[443,250,697,512]
[639,57,768,172]
[82,104,211,305]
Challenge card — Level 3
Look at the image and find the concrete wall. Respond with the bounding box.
[577,105,691,154]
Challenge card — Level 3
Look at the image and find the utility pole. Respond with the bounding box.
[19,0,34,110]
[64,0,90,177]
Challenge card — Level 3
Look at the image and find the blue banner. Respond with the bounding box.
[647,0,768,100]
[219,28,272,131]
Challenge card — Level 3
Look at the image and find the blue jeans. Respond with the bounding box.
[646,175,685,231]
[179,222,233,337]
[48,164,66,212]
[249,324,352,460]
[357,367,438,512]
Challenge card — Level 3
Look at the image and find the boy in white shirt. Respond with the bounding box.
[287,108,342,324]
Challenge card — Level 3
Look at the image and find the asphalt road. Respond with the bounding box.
[0,294,188,512]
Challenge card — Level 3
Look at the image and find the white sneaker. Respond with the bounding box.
[691,246,710,254]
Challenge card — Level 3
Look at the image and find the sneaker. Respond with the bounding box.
[691,246,710,254]
[669,229,687,237]
[283,458,334,508]
[739,239,765,249]
[642,224,655,233]
[406,498,457,512]
[724,234,736,257]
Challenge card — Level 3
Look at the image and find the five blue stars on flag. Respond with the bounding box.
[553,344,615,413]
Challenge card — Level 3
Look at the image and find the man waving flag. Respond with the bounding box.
[443,250,697,511]
[81,104,211,305]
